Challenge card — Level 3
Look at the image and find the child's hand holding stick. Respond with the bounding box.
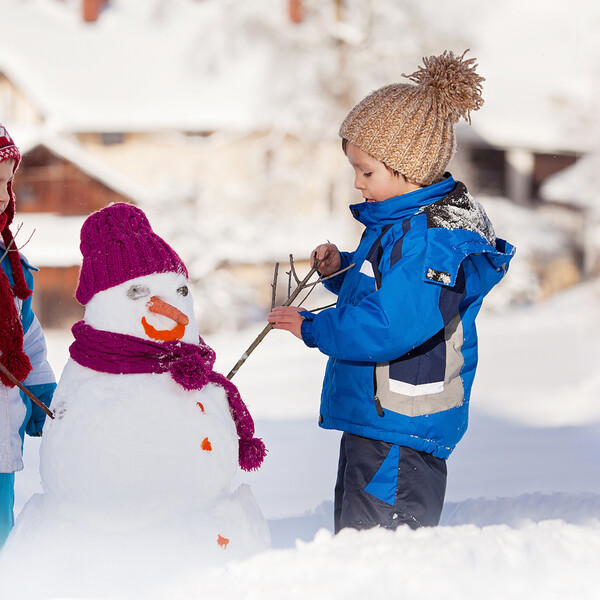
[226,248,352,380]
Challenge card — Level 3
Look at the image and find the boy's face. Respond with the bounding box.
[0,159,15,215]
[345,143,420,202]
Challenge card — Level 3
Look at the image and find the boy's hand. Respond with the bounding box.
[311,244,341,276]
[267,306,306,340]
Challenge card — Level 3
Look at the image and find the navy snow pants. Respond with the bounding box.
[334,432,447,533]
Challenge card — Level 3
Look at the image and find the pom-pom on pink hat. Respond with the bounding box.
[76,203,188,305]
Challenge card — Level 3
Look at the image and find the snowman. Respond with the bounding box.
[0,203,269,598]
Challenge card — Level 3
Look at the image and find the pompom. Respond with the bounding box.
[169,355,211,391]
[238,437,267,472]
[12,277,32,301]
[403,49,485,124]
[238,438,267,471]
[0,350,32,387]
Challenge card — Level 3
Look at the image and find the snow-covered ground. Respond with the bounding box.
[11,277,600,599]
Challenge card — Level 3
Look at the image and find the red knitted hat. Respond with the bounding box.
[0,124,33,387]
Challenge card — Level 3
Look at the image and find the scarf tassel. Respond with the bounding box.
[239,437,267,472]
[0,350,32,388]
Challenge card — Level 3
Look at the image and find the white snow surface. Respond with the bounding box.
[1,277,599,599]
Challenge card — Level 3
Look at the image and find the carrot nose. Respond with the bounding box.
[147,296,190,326]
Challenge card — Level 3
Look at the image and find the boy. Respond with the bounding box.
[268,51,515,532]
[0,124,56,547]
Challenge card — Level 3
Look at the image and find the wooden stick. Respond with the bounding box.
[0,362,54,419]
[226,254,356,381]
[270,262,279,311]
[226,264,319,380]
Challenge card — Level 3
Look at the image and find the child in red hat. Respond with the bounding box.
[0,124,56,547]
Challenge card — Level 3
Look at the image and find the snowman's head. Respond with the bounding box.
[76,203,200,342]
[84,271,200,343]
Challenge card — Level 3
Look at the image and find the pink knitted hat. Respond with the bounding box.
[0,124,30,300]
[0,124,33,387]
[76,203,188,305]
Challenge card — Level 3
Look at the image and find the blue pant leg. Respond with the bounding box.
[0,473,15,547]
[334,433,447,532]
[335,432,395,532]
[393,444,447,528]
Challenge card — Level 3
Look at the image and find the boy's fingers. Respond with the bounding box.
[312,244,335,268]
[311,246,326,267]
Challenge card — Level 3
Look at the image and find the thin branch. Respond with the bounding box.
[288,254,301,285]
[270,262,279,310]
[0,223,36,262]
[13,222,36,251]
[226,262,319,380]
[308,301,337,313]
[302,263,356,289]
[0,362,54,419]
[226,255,354,380]
[0,236,15,263]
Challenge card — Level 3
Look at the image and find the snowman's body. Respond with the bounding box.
[0,271,269,597]
[42,365,239,530]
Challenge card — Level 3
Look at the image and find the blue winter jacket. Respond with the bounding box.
[300,175,515,459]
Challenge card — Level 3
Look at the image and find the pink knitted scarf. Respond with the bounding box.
[70,320,266,471]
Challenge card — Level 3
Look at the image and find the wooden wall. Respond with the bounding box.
[14,147,126,215]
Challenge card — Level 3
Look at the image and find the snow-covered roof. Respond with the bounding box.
[1,0,598,153]
[0,0,272,133]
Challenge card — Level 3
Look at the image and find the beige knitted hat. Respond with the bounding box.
[339,50,485,186]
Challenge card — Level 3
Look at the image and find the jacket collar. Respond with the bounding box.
[349,174,456,227]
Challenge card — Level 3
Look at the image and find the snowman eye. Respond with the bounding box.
[177,285,189,297]
[127,284,150,300]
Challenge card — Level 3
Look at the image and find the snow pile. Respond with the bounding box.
[169,522,600,600]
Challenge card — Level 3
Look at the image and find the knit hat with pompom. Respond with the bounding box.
[76,203,188,305]
[339,50,485,186]
[0,124,33,387]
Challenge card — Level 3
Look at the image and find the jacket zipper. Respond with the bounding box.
[373,368,385,417]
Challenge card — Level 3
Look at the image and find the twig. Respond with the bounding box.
[289,254,301,285]
[18,228,36,251]
[270,262,279,310]
[307,301,337,312]
[226,255,355,380]
[0,224,36,263]
[0,236,15,263]
[226,263,319,380]
[300,263,355,290]
[0,362,54,419]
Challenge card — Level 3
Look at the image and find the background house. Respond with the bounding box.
[12,133,155,327]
